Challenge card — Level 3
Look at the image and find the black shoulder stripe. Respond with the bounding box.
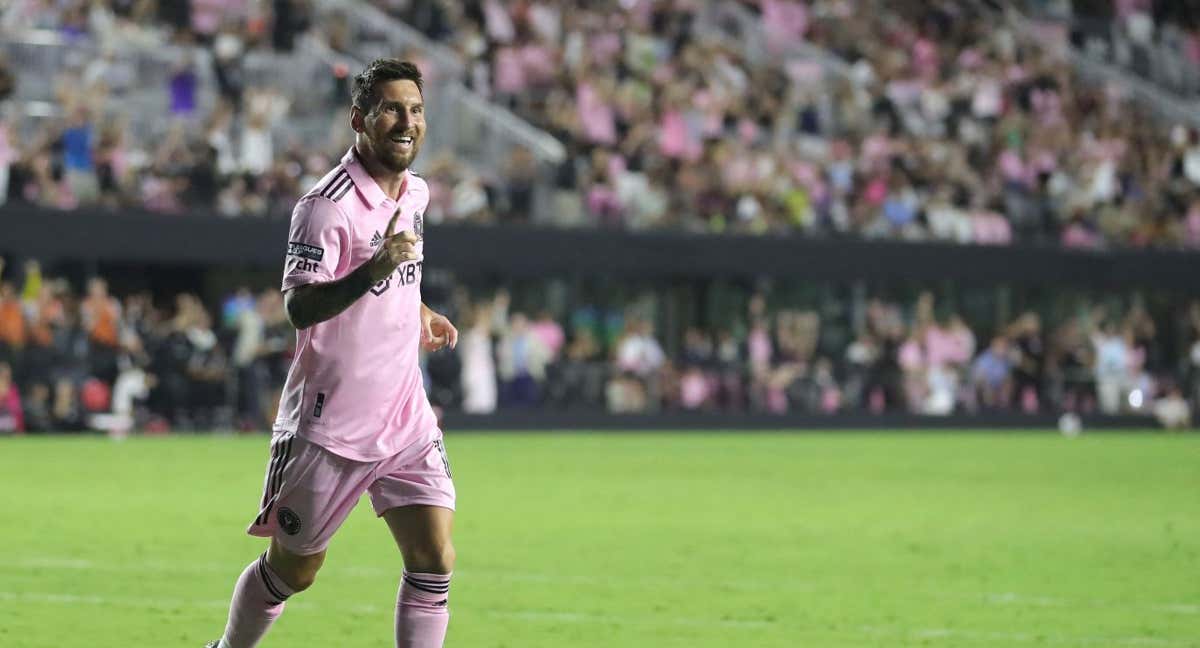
[322,175,350,200]
[331,180,354,202]
[320,169,349,198]
[321,168,346,191]
[326,177,352,201]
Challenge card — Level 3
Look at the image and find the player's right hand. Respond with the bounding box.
[366,209,421,282]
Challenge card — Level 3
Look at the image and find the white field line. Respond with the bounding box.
[0,556,803,591]
[0,591,1192,645]
[5,556,1195,616]
[859,625,1196,647]
[0,590,768,629]
[4,556,1197,642]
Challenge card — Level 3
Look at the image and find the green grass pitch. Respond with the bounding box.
[1,431,1198,647]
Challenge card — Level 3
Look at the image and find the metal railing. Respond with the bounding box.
[2,12,567,221]
[1,29,216,143]
[700,0,1200,133]
[309,0,567,216]
[995,5,1200,130]
[1011,0,1200,99]
[692,1,850,144]
[695,1,849,76]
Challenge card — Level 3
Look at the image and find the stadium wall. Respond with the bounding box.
[440,411,1151,431]
[7,205,1200,289]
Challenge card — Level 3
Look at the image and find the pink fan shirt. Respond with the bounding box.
[275,147,438,462]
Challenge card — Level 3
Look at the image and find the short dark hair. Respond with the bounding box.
[352,59,423,113]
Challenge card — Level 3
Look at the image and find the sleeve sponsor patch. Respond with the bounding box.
[287,242,325,261]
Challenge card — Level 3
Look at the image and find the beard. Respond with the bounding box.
[370,131,421,173]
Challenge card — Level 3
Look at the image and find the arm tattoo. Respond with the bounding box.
[284,262,378,330]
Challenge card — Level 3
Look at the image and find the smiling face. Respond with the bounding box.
[353,79,426,174]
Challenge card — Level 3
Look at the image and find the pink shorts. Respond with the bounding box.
[246,431,455,555]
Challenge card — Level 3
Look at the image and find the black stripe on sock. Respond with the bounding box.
[404,576,450,594]
[405,582,450,595]
[404,573,451,585]
[320,169,348,198]
[404,576,450,589]
[258,554,290,602]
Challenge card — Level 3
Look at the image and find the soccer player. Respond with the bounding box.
[206,59,459,648]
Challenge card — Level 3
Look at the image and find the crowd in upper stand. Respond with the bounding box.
[4,1,1200,250]
[379,0,1200,247]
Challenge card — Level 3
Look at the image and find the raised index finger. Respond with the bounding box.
[384,208,402,238]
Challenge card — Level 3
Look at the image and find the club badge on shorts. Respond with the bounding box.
[278,507,302,536]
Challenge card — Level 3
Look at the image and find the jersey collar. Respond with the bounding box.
[342,146,406,209]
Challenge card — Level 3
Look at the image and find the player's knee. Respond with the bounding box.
[408,541,455,574]
[267,542,326,592]
[282,560,321,592]
[438,542,456,573]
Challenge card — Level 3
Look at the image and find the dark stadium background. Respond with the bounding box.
[1,0,1198,434]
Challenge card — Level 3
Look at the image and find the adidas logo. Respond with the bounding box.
[370,231,383,247]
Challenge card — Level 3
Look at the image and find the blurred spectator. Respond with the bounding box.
[496,311,549,407]
[231,289,274,429]
[972,336,1014,410]
[0,53,15,102]
[0,361,22,434]
[240,90,279,176]
[62,106,99,205]
[609,317,665,413]
[615,318,665,378]
[459,303,497,414]
[0,277,26,371]
[80,277,121,382]
[272,0,313,51]
[548,327,605,409]
[529,309,565,362]
[1008,312,1045,412]
[1091,320,1131,414]
[168,55,198,117]
[1153,384,1192,430]
[0,116,13,206]
[212,21,247,111]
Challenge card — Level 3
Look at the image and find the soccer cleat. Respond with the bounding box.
[204,641,220,648]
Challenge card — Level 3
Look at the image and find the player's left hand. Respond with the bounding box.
[421,307,458,352]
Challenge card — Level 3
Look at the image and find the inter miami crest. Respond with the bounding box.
[277,507,302,536]
[413,212,423,239]
[369,277,391,296]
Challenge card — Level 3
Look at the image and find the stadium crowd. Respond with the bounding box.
[0,0,513,224]
[362,0,1200,247]
[4,1,1200,249]
[0,259,1195,435]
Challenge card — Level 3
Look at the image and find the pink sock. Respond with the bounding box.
[220,553,296,648]
[395,571,451,648]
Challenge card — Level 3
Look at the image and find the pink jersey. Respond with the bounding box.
[275,147,437,462]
